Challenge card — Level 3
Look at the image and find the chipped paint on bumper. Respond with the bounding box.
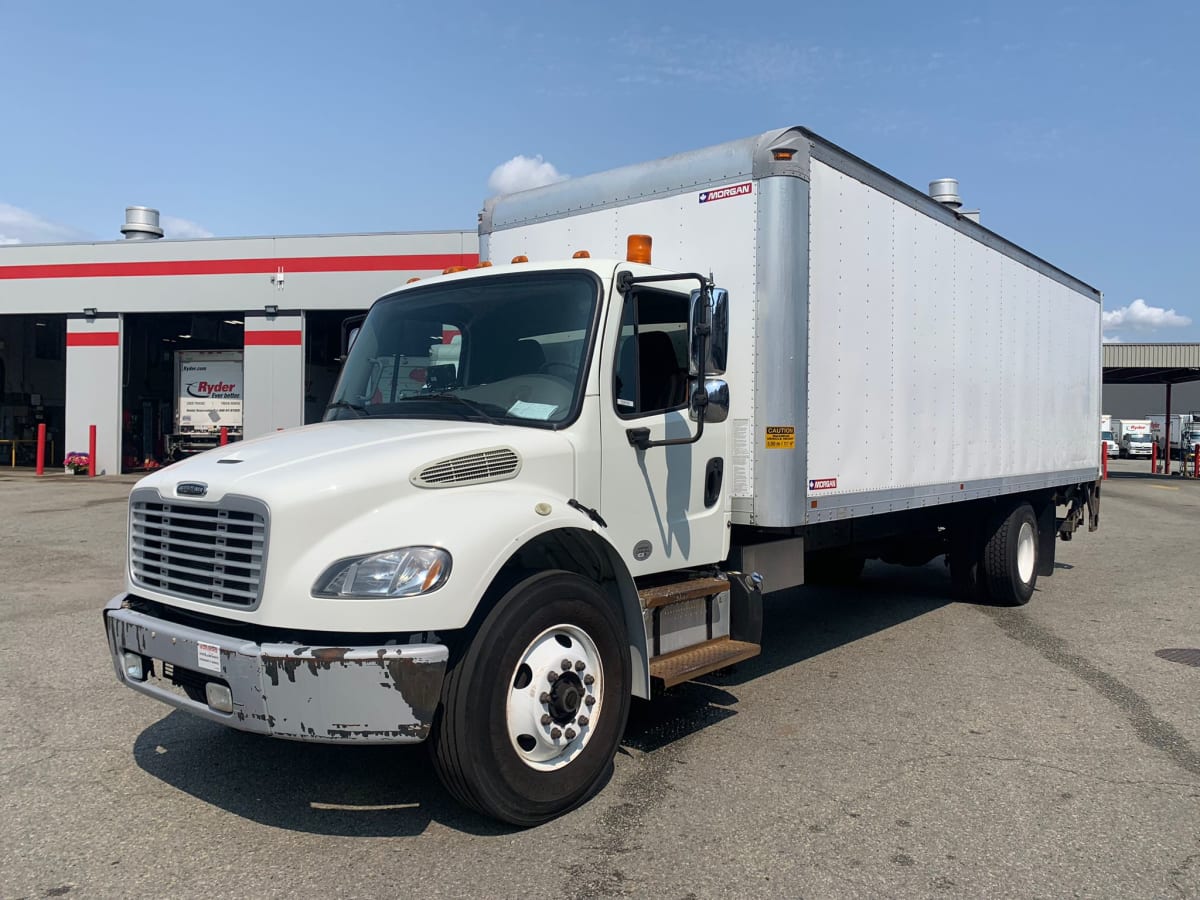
[104,595,447,743]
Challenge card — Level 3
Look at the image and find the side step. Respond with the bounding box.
[649,636,761,689]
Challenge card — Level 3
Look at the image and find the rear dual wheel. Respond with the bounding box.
[950,502,1039,606]
[430,571,630,826]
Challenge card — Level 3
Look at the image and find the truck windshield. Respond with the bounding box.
[326,270,599,427]
[1127,433,1151,442]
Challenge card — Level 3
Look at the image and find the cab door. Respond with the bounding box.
[598,278,730,577]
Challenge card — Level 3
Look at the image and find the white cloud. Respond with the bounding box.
[0,202,86,244]
[160,215,214,239]
[487,155,568,196]
[1102,298,1192,334]
[1102,333,1122,343]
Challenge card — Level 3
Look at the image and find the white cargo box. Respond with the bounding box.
[482,126,1102,528]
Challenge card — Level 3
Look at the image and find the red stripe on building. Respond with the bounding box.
[244,330,303,346]
[0,253,478,280]
[66,332,120,347]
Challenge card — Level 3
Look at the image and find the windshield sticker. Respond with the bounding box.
[508,400,559,420]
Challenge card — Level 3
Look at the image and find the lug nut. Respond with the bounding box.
[583,674,595,685]
[574,660,585,672]
[550,728,562,739]
[585,695,596,707]
[577,715,589,726]
[540,692,551,704]
[541,714,552,726]
[547,671,559,684]
[564,728,576,740]
[561,659,572,671]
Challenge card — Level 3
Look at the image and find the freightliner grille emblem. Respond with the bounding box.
[177,482,208,497]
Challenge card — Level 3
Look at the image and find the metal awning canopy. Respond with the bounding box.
[1103,343,1200,384]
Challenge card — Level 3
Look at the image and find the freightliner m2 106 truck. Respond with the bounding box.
[104,127,1102,825]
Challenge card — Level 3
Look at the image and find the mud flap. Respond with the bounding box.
[1036,499,1057,577]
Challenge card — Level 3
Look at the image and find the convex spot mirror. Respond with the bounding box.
[688,288,729,377]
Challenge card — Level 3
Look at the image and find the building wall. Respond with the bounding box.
[1103,381,1200,418]
[0,230,478,472]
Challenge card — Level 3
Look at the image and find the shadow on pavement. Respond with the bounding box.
[133,560,954,836]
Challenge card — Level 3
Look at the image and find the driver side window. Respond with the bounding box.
[613,289,689,418]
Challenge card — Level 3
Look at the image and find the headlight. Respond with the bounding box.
[313,546,451,598]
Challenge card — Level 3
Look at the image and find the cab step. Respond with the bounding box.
[638,575,731,610]
[649,636,761,689]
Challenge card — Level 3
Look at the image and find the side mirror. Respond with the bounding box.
[691,379,729,423]
[688,287,729,376]
[339,314,366,362]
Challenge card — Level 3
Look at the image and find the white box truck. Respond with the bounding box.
[1100,414,1118,458]
[1111,418,1153,458]
[1148,413,1200,460]
[168,349,243,459]
[104,127,1102,825]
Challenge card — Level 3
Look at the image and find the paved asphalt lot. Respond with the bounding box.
[2,459,1197,899]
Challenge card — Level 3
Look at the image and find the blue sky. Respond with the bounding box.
[1,1,1197,341]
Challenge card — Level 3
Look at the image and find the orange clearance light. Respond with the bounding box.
[476,260,493,268]
[626,234,652,265]
[406,277,421,284]
[511,255,529,264]
[772,149,796,161]
[572,250,591,259]
[442,265,468,274]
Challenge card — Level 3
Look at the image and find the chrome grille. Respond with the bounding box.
[413,447,521,488]
[130,493,267,608]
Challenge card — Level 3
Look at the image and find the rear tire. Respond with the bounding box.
[980,502,1038,606]
[429,571,631,826]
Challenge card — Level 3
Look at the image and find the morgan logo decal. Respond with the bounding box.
[699,182,752,203]
[809,478,838,491]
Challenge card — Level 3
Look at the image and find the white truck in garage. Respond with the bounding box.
[104,126,1102,825]
[167,349,243,459]
[1111,418,1153,458]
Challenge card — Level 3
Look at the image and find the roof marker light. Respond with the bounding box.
[772,149,796,161]
[406,277,421,284]
[442,266,468,274]
[477,260,493,268]
[626,234,652,265]
[511,255,529,264]
[572,250,591,259]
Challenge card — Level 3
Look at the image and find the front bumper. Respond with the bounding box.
[104,595,448,743]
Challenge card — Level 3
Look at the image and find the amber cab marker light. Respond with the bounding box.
[572,250,591,259]
[406,277,421,284]
[772,149,796,161]
[476,261,493,268]
[511,255,529,264]
[442,266,468,274]
[626,234,652,265]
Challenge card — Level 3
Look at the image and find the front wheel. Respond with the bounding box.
[429,571,631,826]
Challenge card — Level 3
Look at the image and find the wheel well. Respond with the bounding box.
[458,528,650,699]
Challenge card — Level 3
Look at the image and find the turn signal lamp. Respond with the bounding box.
[627,234,652,265]
[772,149,796,161]
[406,277,421,284]
[511,255,529,264]
[442,266,468,274]
[572,250,591,259]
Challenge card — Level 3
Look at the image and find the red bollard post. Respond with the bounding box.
[220,426,228,446]
[88,424,97,477]
[36,423,46,476]
[1101,442,1108,479]
[1151,440,1158,474]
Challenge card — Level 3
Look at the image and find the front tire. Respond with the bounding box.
[430,571,631,826]
[980,502,1039,606]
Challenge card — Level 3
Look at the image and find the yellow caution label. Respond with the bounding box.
[765,426,795,450]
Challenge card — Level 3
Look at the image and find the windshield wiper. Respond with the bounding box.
[405,392,503,425]
[326,400,370,418]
